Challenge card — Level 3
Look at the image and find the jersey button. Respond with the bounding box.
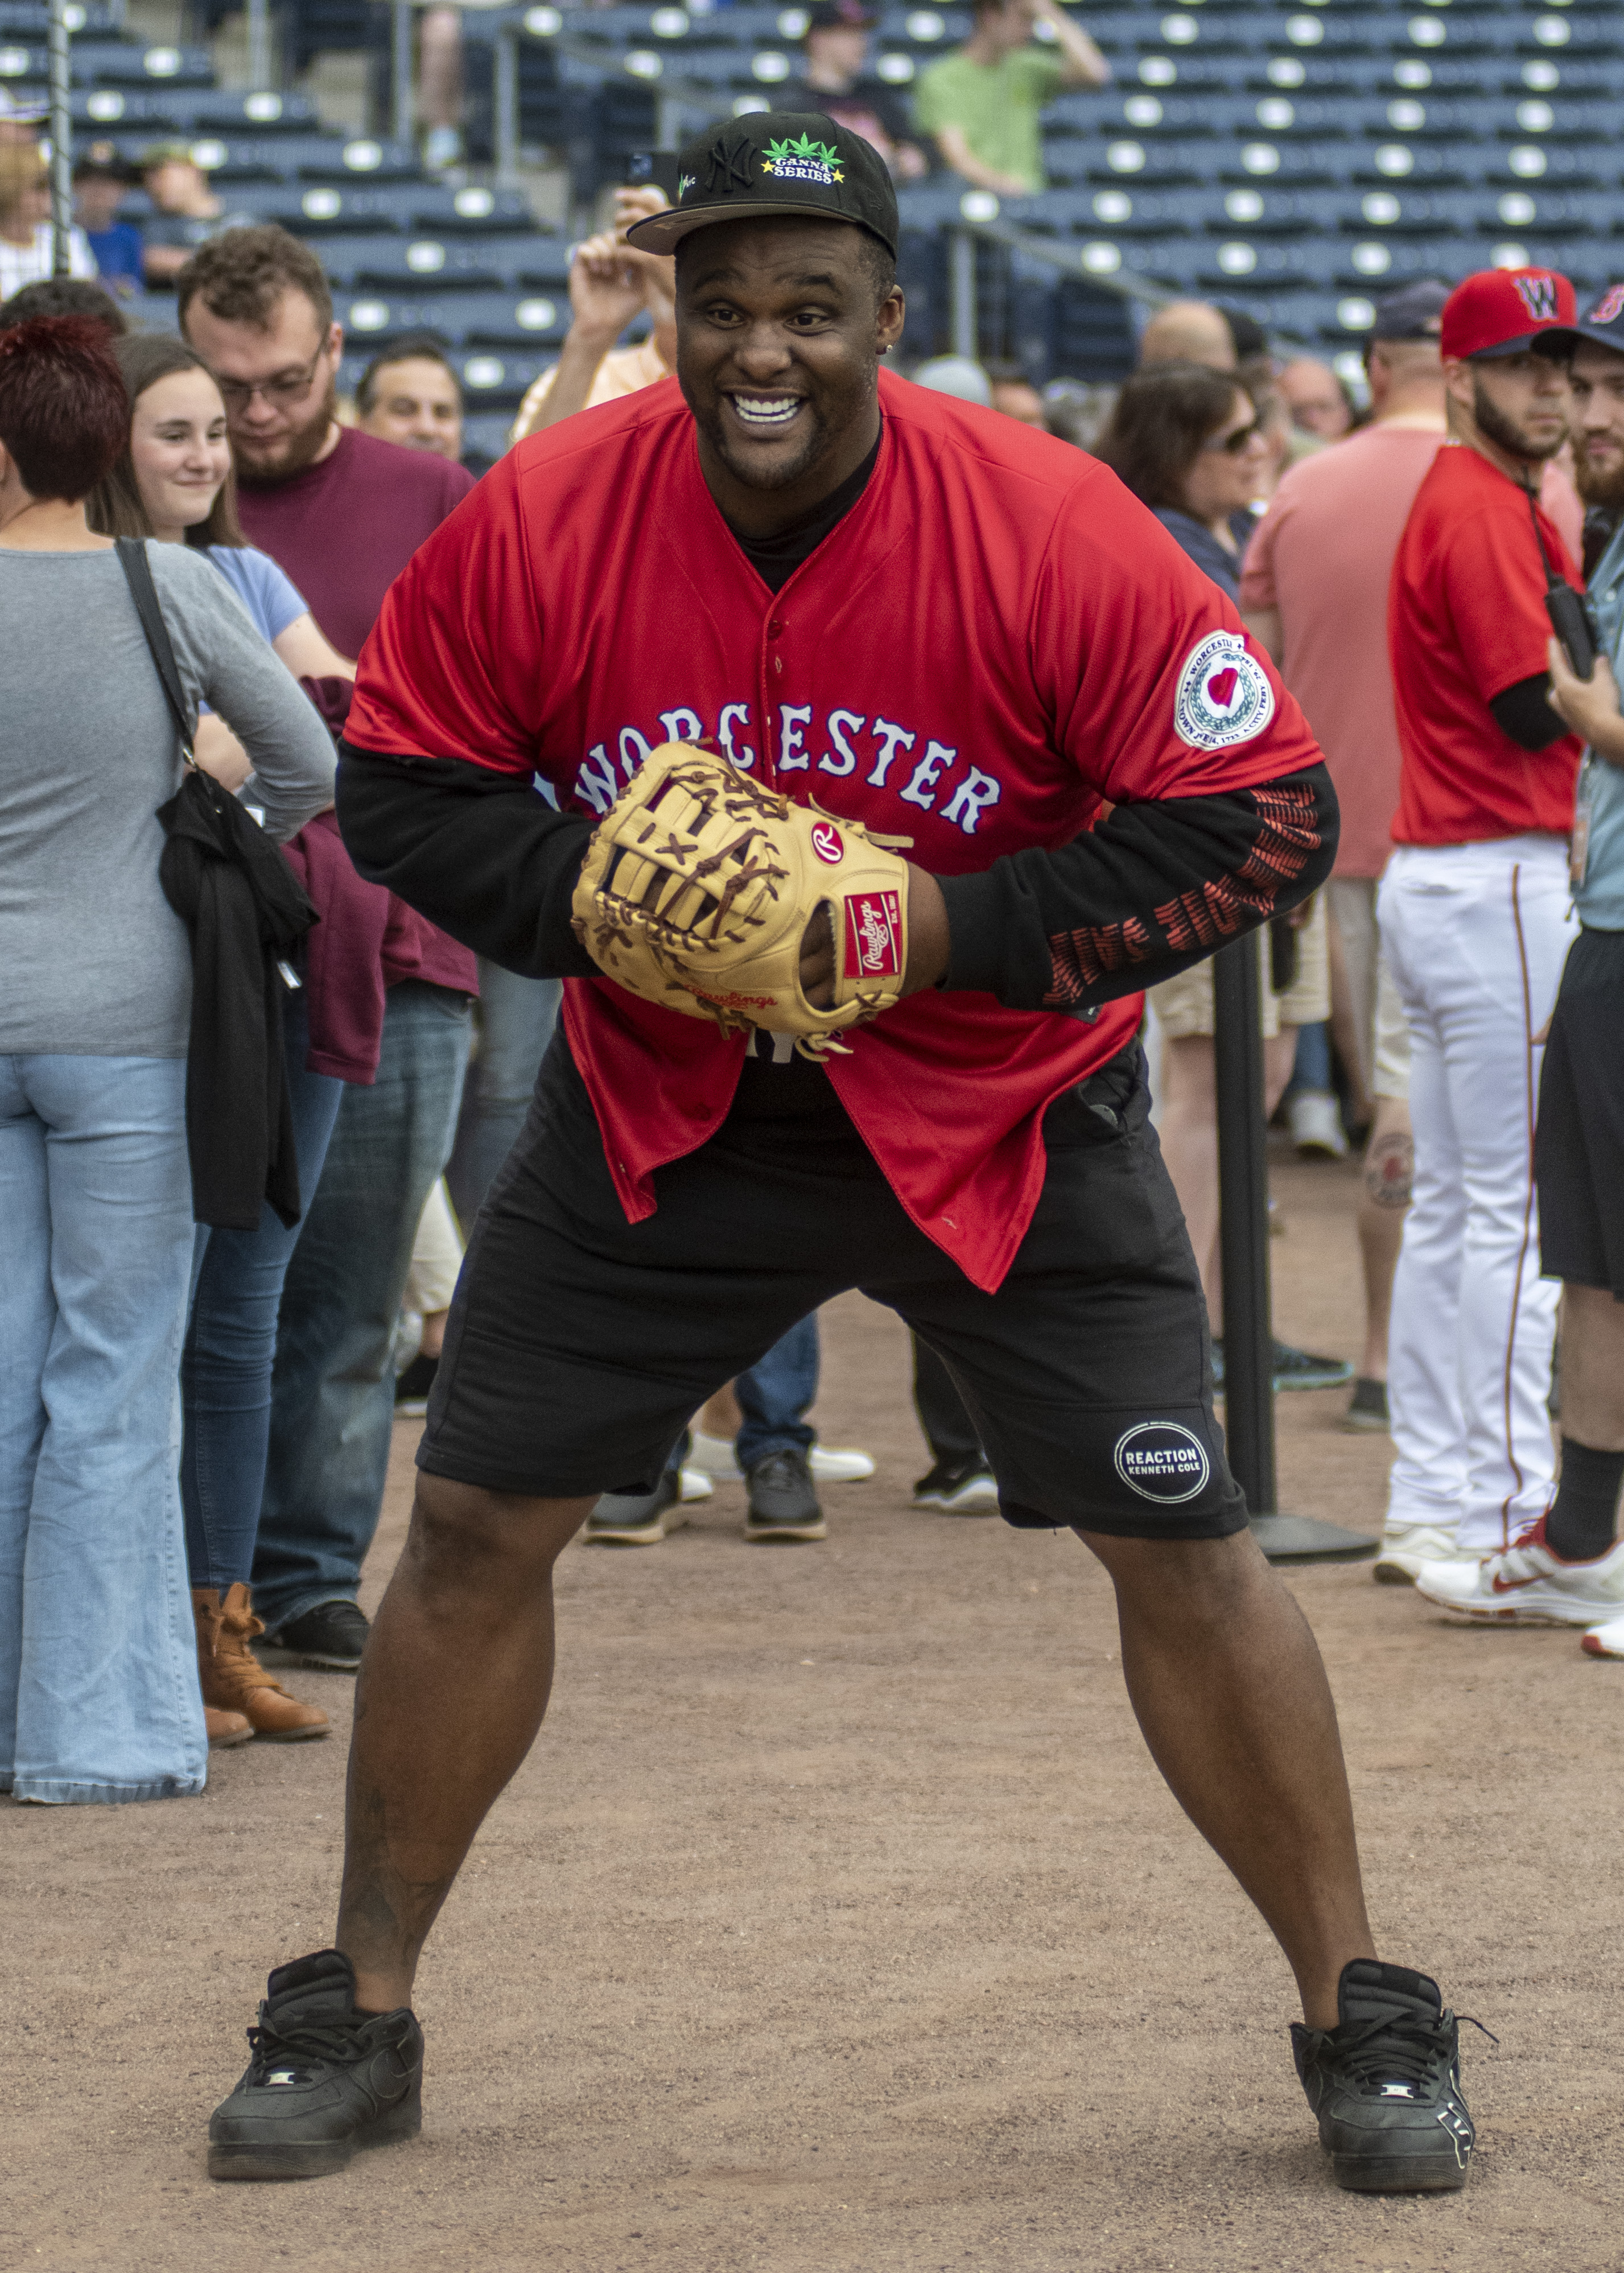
[766,619,784,639]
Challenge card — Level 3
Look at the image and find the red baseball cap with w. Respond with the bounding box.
[1440,267,1580,360]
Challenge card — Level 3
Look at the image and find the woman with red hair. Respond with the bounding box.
[0,317,335,1805]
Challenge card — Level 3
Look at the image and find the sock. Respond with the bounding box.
[1545,1439,1624,1563]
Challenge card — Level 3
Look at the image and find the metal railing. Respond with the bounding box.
[47,0,72,274]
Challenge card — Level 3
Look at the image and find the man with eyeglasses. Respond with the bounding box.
[176,224,480,1680]
[178,226,471,663]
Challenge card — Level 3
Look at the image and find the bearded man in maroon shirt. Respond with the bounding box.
[177,226,478,1676]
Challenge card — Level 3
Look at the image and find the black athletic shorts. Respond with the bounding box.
[1536,926,1624,1300]
[419,1030,1246,1541]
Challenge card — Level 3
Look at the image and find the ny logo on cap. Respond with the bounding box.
[1514,274,1559,322]
[1592,284,1624,327]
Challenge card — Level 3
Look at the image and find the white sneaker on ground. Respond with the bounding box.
[1371,1523,1468,1586]
[688,1430,743,1480]
[1414,1521,1624,1626]
[678,1467,714,1503]
[809,1443,876,1483]
[1289,1089,1349,1159]
[1581,1614,1624,1659]
[686,1432,875,1484]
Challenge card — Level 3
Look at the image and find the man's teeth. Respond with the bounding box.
[732,395,801,428]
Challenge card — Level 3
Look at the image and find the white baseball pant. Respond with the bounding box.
[1378,836,1576,1553]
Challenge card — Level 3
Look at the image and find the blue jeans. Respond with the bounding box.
[445,962,559,1230]
[734,1314,819,1470]
[181,999,346,1592]
[1290,1020,1334,1092]
[252,982,472,1630]
[0,1055,205,1804]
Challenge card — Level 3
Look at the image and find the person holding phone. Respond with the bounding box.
[1379,269,1583,1592]
[508,184,677,441]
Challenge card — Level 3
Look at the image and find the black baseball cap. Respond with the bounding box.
[625,111,898,258]
[1370,278,1449,341]
[1573,282,1624,356]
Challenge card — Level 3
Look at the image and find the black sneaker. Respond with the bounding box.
[208,1949,422,2181]
[1291,1960,1479,2193]
[394,1351,439,1416]
[912,1458,999,1513]
[263,1600,370,1672]
[744,1449,827,1541]
[1212,1339,1355,1394]
[1342,1375,1390,1433]
[586,1467,689,1546]
[1272,1341,1355,1392]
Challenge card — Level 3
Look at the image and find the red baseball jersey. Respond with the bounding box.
[1388,440,1581,847]
[347,368,1321,1290]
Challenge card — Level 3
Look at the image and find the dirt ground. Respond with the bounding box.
[7,1152,1623,2273]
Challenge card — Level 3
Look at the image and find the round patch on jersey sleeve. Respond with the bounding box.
[1173,630,1276,752]
[1112,1421,1213,1504]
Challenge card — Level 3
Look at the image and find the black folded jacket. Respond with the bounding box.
[157,770,318,1232]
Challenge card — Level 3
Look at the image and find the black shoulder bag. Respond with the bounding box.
[1524,482,1600,680]
[116,537,319,1231]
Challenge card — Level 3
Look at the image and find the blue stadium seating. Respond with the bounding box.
[317,231,570,287]
[36,0,1624,414]
[336,284,569,345]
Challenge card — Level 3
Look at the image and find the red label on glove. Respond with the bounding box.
[844,889,904,981]
[810,821,844,865]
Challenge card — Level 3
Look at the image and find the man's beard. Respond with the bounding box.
[232,374,339,486]
[1472,371,1567,464]
[1572,430,1624,512]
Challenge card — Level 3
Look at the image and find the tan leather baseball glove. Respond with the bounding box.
[571,742,912,1057]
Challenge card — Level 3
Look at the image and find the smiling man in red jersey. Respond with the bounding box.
[203,115,1481,2198]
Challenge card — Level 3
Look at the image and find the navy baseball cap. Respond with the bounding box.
[1370,278,1449,341]
[1573,282,1624,356]
[806,1,877,29]
[625,111,898,258]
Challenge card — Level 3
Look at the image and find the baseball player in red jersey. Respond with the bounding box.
[204,117,1478,2194]
[1374,271,1583,1595]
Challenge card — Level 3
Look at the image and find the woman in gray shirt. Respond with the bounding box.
[0,315,335,1806]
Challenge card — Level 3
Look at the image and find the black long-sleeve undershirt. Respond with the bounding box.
[335,744,1338,1016]
[1490,671,1572,754]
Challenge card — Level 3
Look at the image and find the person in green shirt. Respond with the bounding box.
[914,0,1108,197]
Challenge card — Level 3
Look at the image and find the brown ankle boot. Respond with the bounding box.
[205,1703,254,1747]
[193,1585,331,1742]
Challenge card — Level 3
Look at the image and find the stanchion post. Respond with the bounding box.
[47,0,72,275]
[1213,926,1378,1564]
[1214,930,1275,1513]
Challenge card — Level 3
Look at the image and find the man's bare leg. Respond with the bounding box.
[1081,1525,1375,2028]
[336,1475,593,2014]
[1356,1098,1413,1383]
[1559,1282,1624,1449]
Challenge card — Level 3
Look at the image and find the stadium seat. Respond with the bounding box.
[337,286,569,348]
[318,231,568,288]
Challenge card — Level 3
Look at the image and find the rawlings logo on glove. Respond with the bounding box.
[571,743,913,1057]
